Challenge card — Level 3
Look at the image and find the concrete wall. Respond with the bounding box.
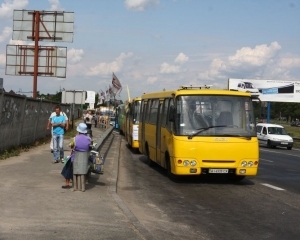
[0,92,79,152]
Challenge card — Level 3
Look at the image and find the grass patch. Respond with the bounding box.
[64,124,79,139]
[0,136,51,160]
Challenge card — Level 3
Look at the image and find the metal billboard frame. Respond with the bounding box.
[6,45,67,77]
[6,10,74,99]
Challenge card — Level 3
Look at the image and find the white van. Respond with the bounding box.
[256,123,293,150]
[237,82,260,96]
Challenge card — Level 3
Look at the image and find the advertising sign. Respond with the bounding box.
[85,91,96,104]
[61,90,86,104]
[228,78,300,102]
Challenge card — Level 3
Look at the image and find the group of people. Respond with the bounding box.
[83,110,111,129]
[47,105,92,189]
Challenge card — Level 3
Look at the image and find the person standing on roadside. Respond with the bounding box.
[85,110,93,130]
[94,114,98,128]
[47,108,69,153]
[50,105,66,163]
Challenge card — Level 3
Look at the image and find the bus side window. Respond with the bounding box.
[145,99,152,123]
[149,99,159,124]
[161,99,168,127]
[140,100,146,122]
[166,98,174,131]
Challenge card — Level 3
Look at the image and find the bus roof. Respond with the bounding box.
[141,88,251,99]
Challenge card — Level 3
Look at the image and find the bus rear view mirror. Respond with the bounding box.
[169,106,175,122]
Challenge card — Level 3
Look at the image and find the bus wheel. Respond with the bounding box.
[145,144,153,167]
[226,174,245,182]
[166,155,178,181]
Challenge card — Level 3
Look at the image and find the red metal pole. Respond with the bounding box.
[33,11,40,98]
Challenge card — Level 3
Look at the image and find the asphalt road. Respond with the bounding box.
[117,138,300,240]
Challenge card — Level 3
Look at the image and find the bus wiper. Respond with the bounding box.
[188,125,227,139]
[219,134,252,140]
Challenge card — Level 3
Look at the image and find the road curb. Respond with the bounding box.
[108,131,155,240]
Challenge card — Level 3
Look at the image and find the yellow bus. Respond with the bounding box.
[125,97,142,151]
[138,86,259,181]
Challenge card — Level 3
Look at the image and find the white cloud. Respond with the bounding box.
[0,0,28,19]
[227,41,281,67]
[48,0,63,11]
[67,48,84,65]
[174,53,189,64]
[160,62,181,74]
[0,27,12,42]
[278,57,300,68]
[147,76,158,84]
[154,34,162,39]
[198,42,285,80]
[125,0,159,11]
[87,52,133,76]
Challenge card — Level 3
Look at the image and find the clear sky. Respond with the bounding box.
[0,0,299,101]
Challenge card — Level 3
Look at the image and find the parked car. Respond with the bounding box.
[256,123,293,150]
[291,121,300,127]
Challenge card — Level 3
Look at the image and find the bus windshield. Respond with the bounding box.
[132,100,141,124]
[174,95,256,137]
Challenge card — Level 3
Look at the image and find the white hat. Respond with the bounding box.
[77,123,88,133]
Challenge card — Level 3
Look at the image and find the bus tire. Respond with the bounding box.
[145,143,153,167]
[134,148,140,154]
[166,154,178,181]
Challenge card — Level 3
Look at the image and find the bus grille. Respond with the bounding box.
[202,160,236,163]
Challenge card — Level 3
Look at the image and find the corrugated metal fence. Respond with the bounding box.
[0,92,81,152]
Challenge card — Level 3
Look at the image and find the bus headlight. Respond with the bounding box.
[190,160,197,166]
[241,161,247,167]
[248,161,253,167]
[183,160,190,166]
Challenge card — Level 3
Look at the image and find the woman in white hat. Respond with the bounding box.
[61,123,91,189]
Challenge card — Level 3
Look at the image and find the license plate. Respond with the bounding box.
[209,169,229,174]
[281,142,288,145]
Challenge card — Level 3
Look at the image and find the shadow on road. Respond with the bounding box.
[138,155,255,186]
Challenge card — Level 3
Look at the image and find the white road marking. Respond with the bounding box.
[260,148,300,157]
[261,183,285,191]
[260,158,273,162]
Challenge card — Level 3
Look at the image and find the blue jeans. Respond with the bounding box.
[53,133,64,160]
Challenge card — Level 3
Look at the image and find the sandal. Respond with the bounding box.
[62,185,71,189]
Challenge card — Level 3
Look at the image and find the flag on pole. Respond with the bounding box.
[112,72,122,95]
[98,89,105,104]
[109,85,114,99]
[105,87,110,102]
